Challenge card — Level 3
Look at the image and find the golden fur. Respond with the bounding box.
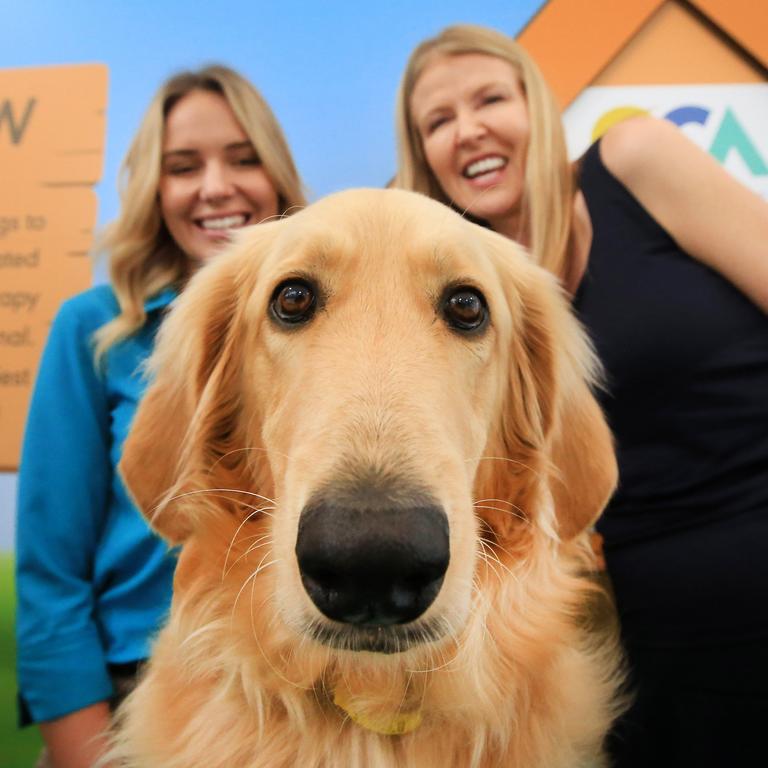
[113,188,621,768]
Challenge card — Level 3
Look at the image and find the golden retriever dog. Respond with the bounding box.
[113,188,620,768]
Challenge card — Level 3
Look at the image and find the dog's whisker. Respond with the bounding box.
[231,551,277,620]
[281,203,306,218]
[228,530,275,552]
[230,529,273,543]
[246,577,313,693]
[474,498,531,523]
[473,503,528,523]
[476,526,523,583]
[233,502,276,516]
[287,613,325,677]
[243,536,274,556]
[224,534,275,578]
[179,620,221,651]
[477,539,505,586]
[467,575,493,647]
[415,640,450,675]
[154,488,277,523]
[173,494,277,525]
[238,508,274,519]
[407,604,466,675]
[208,445,293,475]
[232,500,277,518]
[410,618,460,674]
[476,516,529,563]
[478,537,520,585]
[486,537,525,567]
[474,497,520,507]
[178,487,277,503]
[222,507,275,578]
[471,455,542,478]
[397,669,419,718]
[256,204,306,225]
[458,184,504,222]
[470,614,494,665]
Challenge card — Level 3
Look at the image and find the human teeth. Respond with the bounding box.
[465,157,506,178]
[200,215,247,230]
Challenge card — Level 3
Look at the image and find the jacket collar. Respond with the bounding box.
[143,286,178,313]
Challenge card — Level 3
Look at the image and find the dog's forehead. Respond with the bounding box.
[263,189,500,284]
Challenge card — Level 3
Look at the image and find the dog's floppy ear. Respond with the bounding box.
[545,343,617,540]
[492,239,617,540]
[119,228,270,544]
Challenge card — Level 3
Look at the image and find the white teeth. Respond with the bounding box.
[200,214,248,230]
[464,156,506,179]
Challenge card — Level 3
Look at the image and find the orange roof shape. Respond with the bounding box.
[517,0,768,107]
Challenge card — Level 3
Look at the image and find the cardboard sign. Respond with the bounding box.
[0,63,108,469]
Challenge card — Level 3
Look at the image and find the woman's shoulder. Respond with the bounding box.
[596,115,716,231]
[54,284,120,333]
[598,116,683,190]
[59,283,119,316]
[596,116,768,312]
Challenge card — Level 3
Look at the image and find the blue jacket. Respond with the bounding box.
[16,284,177,724]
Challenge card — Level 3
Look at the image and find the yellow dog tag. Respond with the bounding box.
[333,686,423,736]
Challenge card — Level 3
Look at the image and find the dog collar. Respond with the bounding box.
[333,686,423,736]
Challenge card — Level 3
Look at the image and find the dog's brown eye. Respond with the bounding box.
[442,287,488,332]
[271,280,316,325]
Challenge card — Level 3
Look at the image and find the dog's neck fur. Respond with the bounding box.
[110,512,618,768]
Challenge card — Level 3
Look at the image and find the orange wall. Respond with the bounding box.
[595,1,765,85]
[518,0,767,107]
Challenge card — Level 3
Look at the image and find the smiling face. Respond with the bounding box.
[159,88,280,265]
[410,53,531,240]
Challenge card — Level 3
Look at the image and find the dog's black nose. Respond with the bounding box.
[296,498,449,627]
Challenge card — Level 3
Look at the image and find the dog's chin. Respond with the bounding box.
[305,616,449,655]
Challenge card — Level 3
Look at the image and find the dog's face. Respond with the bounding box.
[121,188,616,665]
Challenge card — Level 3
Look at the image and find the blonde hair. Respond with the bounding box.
[94,64,306,360]
[395,24,573,280]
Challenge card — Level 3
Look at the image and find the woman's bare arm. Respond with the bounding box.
[601,116,768,313]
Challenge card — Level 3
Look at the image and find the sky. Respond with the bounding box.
[0,0,545,549]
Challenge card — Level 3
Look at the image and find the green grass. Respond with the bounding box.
[0,553,43,768]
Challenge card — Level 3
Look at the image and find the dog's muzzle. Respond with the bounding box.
[295,494,450,629]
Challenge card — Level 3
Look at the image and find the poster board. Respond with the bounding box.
[564,83,768,200]
[0,63,108,469]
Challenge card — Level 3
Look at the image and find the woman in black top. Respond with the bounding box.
[395,24,768,768]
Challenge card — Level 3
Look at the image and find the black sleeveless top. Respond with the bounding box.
[574,141,768,646]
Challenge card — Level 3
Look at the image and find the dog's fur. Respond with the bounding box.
[114,189,621,768]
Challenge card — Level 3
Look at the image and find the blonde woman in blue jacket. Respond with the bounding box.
[16,64,305,768]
